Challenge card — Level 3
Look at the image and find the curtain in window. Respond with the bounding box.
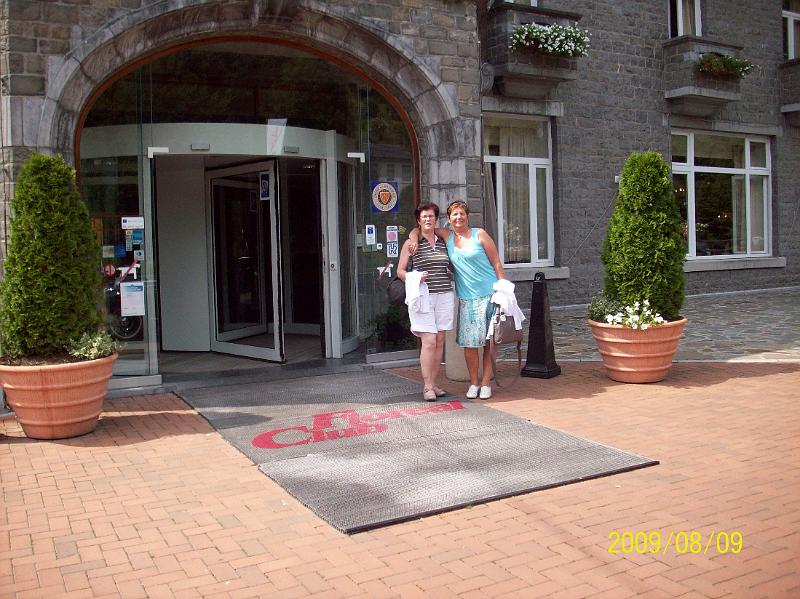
[732,176,746,254]
[500,127,532,263]
[483,164,498,242]
[749,176,766,252]
[681,0,697,35]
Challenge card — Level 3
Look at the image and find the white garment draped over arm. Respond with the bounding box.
[405,271,431,314]
[490,279,525,329]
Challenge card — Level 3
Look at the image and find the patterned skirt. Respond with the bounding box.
[456,294,494,348]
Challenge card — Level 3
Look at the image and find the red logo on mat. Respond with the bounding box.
[251,401,465,449]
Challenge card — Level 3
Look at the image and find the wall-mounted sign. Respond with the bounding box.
[371,181,399,213]
[259,171,270,200]
[120,282,145,316]
[121,216,144,229]
[365,224,376,245]
[386,225,398,242]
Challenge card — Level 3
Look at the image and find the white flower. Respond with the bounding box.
[603,299,666,329]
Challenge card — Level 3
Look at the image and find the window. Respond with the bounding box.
[483,116,553,267]
[669,0,702,37]
[785,1,800,60]
[671,131,771,258]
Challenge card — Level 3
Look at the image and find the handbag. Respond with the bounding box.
[386,256,412,306]
[488,304,523,387]
[387,277,406,306]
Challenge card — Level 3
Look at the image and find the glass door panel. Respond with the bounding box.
[207,162,283,361]
[212,181,267,340]
[338,162,359,354]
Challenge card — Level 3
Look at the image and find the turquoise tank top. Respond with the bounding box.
[446,229,497,299]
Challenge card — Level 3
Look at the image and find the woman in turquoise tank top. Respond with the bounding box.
[409,200,505,400]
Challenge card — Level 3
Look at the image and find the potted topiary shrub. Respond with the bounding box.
[0,153,117,439]
[587,151,688,383]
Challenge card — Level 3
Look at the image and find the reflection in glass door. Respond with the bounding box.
[207,162,283,361]
[338,162,359,354]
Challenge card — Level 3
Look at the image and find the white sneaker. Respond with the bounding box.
[466,385,480,399]
[479,386,492,400]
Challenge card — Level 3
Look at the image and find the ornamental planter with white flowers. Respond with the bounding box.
[587,151,688,383]
[486,4,586,100]
[0,153,117,439]
[509,22,590,57]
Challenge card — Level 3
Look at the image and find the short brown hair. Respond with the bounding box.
[414,202,440,222]
[446,200,469,217]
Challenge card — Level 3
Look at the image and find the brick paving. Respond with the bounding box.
[2,359,799,598]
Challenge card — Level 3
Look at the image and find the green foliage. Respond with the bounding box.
[0,153,104,359]
[587,293,623,322]
[366,305,416,351]
[68,330,118,361]
[601,151,686,320]
[694,53,754,79]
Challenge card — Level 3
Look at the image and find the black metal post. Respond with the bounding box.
[521,272,561,378]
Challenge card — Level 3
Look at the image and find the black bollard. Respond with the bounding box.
[521,272,561,378]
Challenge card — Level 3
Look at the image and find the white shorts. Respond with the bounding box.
[409,291,455,335]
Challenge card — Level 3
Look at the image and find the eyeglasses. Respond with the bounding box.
[419,215,437,220]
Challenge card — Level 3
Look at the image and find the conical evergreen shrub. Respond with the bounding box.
[0,153,102,359]
[601,151,686,320]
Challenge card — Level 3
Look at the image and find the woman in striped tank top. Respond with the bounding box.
[397,202,455,401]
[408,200,506,400]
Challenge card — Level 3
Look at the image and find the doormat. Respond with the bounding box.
[177,371,657,533]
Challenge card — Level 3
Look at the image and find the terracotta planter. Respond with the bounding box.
[588,319,687,383]
[0,353,117,439]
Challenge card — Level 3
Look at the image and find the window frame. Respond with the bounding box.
[785,6,800,60]
[672,130,772,259]
[669,0,703,37]
[483,114,554,268]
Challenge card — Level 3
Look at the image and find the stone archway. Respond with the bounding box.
[39,0,479,206]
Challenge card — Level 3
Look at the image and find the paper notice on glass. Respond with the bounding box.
[120,282,146,316]
[266,118,288,155]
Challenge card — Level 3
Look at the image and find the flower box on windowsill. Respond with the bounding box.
[779,59,800,126]
[663,36,744,117]
[485,4,583,100]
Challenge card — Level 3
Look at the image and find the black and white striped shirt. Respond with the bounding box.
[412,236,453,294]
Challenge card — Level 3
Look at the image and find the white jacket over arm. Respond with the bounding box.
[404,271,431,315]
[490,279,525,329]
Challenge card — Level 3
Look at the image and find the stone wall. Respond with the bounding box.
[482,0,797,305]
[1,0,798,306]
[0,0,482,218]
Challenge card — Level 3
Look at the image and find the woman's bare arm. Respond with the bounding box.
[396,240,413,281]
[408,227,450,254]
[477,228,506,280]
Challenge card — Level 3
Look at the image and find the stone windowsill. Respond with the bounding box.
[662,35,743,54]
[504,266,570,281]
[684,256,786,272]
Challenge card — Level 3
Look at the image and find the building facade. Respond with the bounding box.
[1,0,798,386]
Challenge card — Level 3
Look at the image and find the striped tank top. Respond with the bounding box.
[411,236,452,294]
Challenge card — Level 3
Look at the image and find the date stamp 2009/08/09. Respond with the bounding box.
[608,530,743,555]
